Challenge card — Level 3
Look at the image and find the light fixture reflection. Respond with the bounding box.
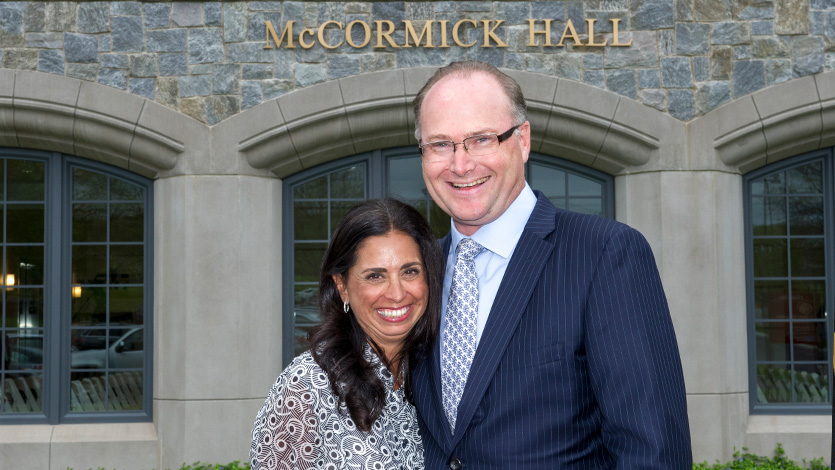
[5,274,14,287]
[72,285,82,298]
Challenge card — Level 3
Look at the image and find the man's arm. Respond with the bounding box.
[584,225,692,469]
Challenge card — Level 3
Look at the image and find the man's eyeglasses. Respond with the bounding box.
[419,125,521,161]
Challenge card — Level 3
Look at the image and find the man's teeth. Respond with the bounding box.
[377,306,408,318]
[452,177,488,188]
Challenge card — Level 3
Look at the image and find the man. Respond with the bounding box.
[410,61,692,469]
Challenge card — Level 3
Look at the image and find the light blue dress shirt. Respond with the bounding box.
[441,183,537,348]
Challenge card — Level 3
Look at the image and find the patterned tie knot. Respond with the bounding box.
[456,238,484,263]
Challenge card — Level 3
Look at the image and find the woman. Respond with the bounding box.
[250,198,443,469]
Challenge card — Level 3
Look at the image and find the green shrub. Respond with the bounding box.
[694,444,828,470]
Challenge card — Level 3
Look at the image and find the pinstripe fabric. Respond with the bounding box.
[412,192,692,469]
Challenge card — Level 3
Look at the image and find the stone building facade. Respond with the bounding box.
[0,1,832,469]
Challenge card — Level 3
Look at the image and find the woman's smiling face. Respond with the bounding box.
[333,230,428,360]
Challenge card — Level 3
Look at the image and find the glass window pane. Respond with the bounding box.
[110,287,143,325]
[71,286,107,326]
[0,160,4,201]
[529,163,566,199]
[428,202,451,239]
[330,165,365,199]
[294,201,328,240]
[73,203,107,243]
[756,363,792,403]
[69,371,107,412]
[293,174,327,199]
[568,173,601,197]
[567,198,603,217]
[751,171,785,196]
[6,245,44,286]
[110,245,144,285]
[294,243,327,284]
[73,245,107,284]
[752,239,788,277]
[72,168,107,201]
[108,370,143,411]
[3,373,43,412]
[7,204,44,243]
[72,327,114,352]
[330,201,358,238]
[791,280,826,320]
[7,160,45,201]
[5,288,44,329]
[294,285,319,356]
[550,198,567,210]
[790,238,825,277]
[794,364,829,404]
[788,196,823,235]
[110,178,143,201]
[793,322,827,362]
[753,280,789,320]
[110,203,144,242]
[787,160,823,194]
[751,196,787,236]
[388,157,428,201]
[5,330,43,372]
[755,322,789,361]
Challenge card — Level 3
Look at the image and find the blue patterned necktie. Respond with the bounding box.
[442,238,485,433]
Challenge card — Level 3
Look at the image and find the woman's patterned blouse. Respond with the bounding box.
[250,347,425,469]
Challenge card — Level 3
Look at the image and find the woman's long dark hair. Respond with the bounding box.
[309,198,443,432]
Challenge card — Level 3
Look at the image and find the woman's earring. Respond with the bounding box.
[343,301,350,313]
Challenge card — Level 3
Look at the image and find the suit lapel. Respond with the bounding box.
[450,194,557,447]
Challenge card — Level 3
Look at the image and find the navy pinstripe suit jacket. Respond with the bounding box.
[412,192,692,469]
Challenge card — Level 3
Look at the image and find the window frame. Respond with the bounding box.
[0,148,153,424]
[281,147,614,366]
[743,148,833,414]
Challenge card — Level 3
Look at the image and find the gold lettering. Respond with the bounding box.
[403,20,434,47]
[375,20,399,48]
[481,20,507,47]
[264,20,295,49]
[453,19,477,47]
[346,20,371,48]
[585,19,608,46]
[527,19,553,47]
[557,19,581,47]
[317,21,344,50]
[439,20,450,48]
[299,28,315,49]
[611,19,632,46]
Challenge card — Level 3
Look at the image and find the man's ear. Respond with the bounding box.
[518,120,531,164]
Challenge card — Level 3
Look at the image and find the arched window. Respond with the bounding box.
[0,149,153,424]
[745,150,832,413]
[282,147,613,362]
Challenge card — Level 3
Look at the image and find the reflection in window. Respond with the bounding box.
[748,156,831,408]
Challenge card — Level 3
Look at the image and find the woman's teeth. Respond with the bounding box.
[377,306,408,318]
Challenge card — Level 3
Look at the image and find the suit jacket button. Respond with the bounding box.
[448,457,462,470]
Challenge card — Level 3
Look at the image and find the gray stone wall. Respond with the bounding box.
[0,1,829,124]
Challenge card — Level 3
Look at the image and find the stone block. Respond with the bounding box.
[668,89,694,120]
[24,3,45,33]
[188,28,224,64]
[247,11,283,42]
[0,3,25,47]
[129,54,157,78]
[695,81,731,115]
[159,53,188,76]
[156,76,178,108]
[74,79,144,168]
[676,0,694,21]
[207,96,240,125]
[37,49,64,75]
[639,68,661,88]
[694,56,710,81]
[764,58,791,84]
[100,34,111,52]
[676,23,710,55]
[77,2,109,33]
[179,75,212,97]
[566,2,586,33]
[554,53,582,80]
[250,1,283,11]
[243,64,273,80]
[172,2,203,27]
[608,69,639,98]
[361,52,395,72]
[694,0,732,20]
[751,20,774,35]
[111,16,143,52]
[710,46,732,81]
[147,29,187,52]
[294,42,327,64]
[101,53,128,69]
[64,33,97,63]
[283,2,305,24]
[97,68,127,90]
[25,32,63,49]
[178,96,207,122]
[662,57,693,88]
[66,63,98,81]
[631,0,674,29]
[712,21,750,45]
[227,42,273,63]
[603,31,658,67]
[583,70,606,89]
[223,3,247,43]
[733,60,766,97]
[143,3,171,30]
[205,2,222,26]
[242,81,263,110]
[735,0,774,19]
[752,37,790,58]
[583,53,604,70]
[213,64,241,95]
[495,2,530,25]
[327,55,361,79]
[532,1,566,21]
[13,70,79,152]
[637,88,667,111]
[457,1,492,12]
[792,36,824,78]
[294,63,327,87]
[812,11,825,35]
[46,2,77,32]
[110,2,141,16]
[751,76,821,162]
[658,29,675,56]
[51,424,159,470]
[775,0,810,35]
[190,64,213,75]
[3,49,37,70]
[734,45,751,60]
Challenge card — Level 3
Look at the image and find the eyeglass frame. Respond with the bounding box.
[418,125,522,158]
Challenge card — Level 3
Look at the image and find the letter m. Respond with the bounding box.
[264,20,296,49]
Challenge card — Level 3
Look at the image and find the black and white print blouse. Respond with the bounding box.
[250,347,425,470]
